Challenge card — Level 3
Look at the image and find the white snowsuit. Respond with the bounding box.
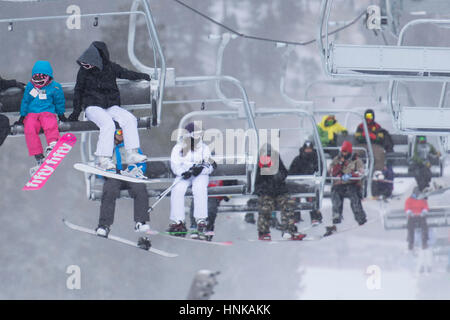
[170,140,214,223]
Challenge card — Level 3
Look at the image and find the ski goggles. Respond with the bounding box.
[365,113,374,120]
[324,118,335,126]
[80,62,95,70]
[115,129,123,136]
[418,136,426,143]
[31,73,50,87]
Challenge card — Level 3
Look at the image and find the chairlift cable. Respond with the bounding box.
[172,0,366,46]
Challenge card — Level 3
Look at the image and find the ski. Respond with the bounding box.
[62,219,178,258]
[247,236,321,243]
[151,230,233,246]
[73,163,162,184]
[23,133,77,190]
[322,217,380,238]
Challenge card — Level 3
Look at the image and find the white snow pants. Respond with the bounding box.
[170,174,209,223]
[85,106,140,157]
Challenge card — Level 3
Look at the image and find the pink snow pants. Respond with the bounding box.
[24,112,60,156]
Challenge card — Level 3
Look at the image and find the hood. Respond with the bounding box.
[31,60,53,78]
[93,41,110,62]
[77,43,103,70]
[319,115,336,128]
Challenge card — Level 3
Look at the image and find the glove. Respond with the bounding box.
[14,116,25,126]
[143,74,151,81]
[191,164,204,177]
[181,170,192,180]
[58,114,68,122]
[68,112,80,122]
[16,81,26,90]
[341,173,351,182]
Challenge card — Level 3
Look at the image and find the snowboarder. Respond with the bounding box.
[288,140,323,224]
[328,140,367,228]
[167,122,216,239]
[408,135,440,192]
[317,114,348,157]
[355,109,394,152]
[95,129,150,237]
[405,187,429,251]
[69,41,150,171]
[13,60,67,176]
[254,143,306,241]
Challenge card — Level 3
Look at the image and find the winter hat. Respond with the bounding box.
[303,140,314,149]
[341,140,353,153]
[185,122,195,133]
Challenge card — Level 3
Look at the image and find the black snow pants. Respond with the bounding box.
[331,183,367,225]
[99,178,149,226]
[407,215,428,250]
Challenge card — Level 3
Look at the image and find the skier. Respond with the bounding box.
[69,41,150,172]
[167,122,216,239]
[326,140,367,235]
[0,74,25,91]
[317,114,348,157]
[95,129,150,237]
[408,135,440,192]
[189,179,228,241]
[405,187,429,251]
[254,143,306,241]
[288,140,323,225]
[13,60,67,176]
[371,160,394,200]
[355,109,394,152]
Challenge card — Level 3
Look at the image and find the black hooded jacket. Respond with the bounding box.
[289,146,319,175]
[254,158,289,197]
[72,41,150,117]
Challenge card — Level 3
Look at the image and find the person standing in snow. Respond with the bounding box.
[167,122,216,239]
[14,60,67,176]
[327,140,367,234]
[69,41,150,172]
[95,129,150,237]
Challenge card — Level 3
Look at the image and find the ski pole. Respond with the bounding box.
[148,178,182,213]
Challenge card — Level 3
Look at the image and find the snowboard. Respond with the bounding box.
[62,219,178,258]
[23,132,77,190]
[151,229,233,246]
[73,163,163,184]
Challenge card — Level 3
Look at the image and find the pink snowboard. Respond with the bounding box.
[23,133,77,191]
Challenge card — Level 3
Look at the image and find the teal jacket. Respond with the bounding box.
[20,61,65,117]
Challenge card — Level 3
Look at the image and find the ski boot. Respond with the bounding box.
[45,140,57,156]
[29,156,44,177]
[357,216,367,226]
[323,225,337,237]
[134,221,151,233]
[291,233,307,241]
[126,149,148,164]
[96,156,116,172]
[191,219,207,240]
[258,232,271,241]
[122,164,148,179]
[204,230,215,242]
[167,221,187,237]
[96,225,111,238]
[311,220,322,227]
[244,213,256,224]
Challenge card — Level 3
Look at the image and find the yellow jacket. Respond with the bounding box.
[317,115,348,145]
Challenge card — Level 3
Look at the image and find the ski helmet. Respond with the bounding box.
[364,109,375,122]
[341,140,353,154]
